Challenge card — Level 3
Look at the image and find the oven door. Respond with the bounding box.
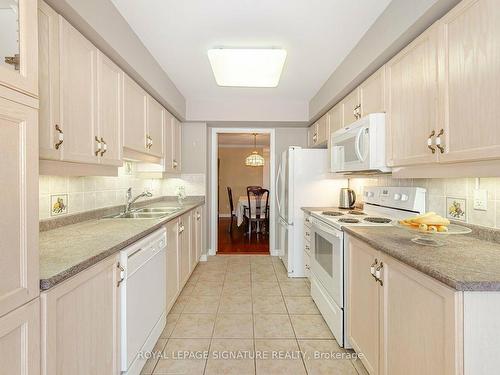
[311,218,344,307]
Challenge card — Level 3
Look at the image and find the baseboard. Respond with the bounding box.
[200,254,208,262]
[208,248,216,256]
[218,214,231,218]
[270,249,281,256]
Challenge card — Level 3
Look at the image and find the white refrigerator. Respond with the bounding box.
[276,147,347,277]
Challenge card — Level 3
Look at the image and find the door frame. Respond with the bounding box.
[209,127,276,256]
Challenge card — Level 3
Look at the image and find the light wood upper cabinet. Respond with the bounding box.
[172,117,182,172]
[38,0,60,160]
[0,298,40,375]
[328,103,342,134]
[41,255,121,375]
[360,66,386,116]
[0,0,38,97]
[60,18,99,164]
[307,124,316,147]
[123,74,147,154]
[379,253,461,375]
[385,24,440,167]
[97,52,122,166]
[0,97,38,318]
[307,115,329,148]
[147,96,164,158]
[438,0,500,163]
[166,219,179,312]
[341,88,360,126]
[348,237,380,375]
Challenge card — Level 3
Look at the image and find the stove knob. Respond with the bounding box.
[401,194,409,201]
[394,193,401,201]
[365,191,374,198]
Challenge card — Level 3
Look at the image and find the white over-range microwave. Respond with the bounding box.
[330,113,390,174]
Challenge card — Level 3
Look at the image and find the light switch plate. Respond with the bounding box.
[473,189,487,211]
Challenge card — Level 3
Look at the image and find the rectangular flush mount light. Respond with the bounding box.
[207,48,287,87]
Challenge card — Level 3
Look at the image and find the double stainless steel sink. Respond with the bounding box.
[103,206,181,219]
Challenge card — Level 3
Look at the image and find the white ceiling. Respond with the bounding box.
[218,133,270,146]
[111,0,391,122]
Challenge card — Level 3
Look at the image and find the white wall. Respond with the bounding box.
[181,122,207,174]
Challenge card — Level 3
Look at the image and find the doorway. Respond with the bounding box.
[210,128,276,255]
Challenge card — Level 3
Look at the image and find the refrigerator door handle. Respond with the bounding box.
[275,162,282,214]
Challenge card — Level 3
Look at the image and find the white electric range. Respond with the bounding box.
[308,186,426,348]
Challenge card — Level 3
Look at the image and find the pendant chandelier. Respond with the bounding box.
[245,133,265,167]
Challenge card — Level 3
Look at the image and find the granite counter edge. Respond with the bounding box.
[39,200,205,291]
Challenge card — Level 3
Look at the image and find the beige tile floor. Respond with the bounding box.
[142,255,368,375]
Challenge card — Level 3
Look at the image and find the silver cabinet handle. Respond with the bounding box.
[173,160,178,169]
[305,264,310,270]
[55,124,64,149]
[117,262,125,287]
[95,136,101,156]
[427,130,436,154]
[100,137,107,156]
[370,259,378,276]
[435,129,444,154]
[305,244,310,251]
[375,262,384,286]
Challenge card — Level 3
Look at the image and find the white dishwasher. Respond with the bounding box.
[119,228,166,375]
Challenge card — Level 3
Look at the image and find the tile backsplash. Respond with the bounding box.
[39,165,206,219]
[349,176,500,229]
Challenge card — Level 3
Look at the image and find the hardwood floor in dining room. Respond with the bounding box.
[218,218,269,254]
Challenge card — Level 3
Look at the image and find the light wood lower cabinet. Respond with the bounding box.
[179,212,192,287]
[0,97,38,317]
[347,236,462,375]
[0,298,40,375]
[41,255,121,375]
[348,237,380,375]
[166,219,180,312]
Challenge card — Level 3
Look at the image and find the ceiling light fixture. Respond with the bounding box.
[245,133,265,167]
[207,48,287,87]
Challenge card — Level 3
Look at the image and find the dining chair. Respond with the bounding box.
[244,187,269,236]
[226,187,236,233]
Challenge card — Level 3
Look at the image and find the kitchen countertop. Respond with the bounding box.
[302,206,500,291]
[39,198,204,291]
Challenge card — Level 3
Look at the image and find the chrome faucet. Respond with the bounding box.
[125,188,152,213]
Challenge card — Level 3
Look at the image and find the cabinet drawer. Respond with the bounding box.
[304,226,312,241]
[304,251,311,278]
[304,239,311,255]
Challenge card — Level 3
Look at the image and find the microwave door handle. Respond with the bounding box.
[355,128,366,162]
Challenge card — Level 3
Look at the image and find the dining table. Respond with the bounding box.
[236,196,254,226]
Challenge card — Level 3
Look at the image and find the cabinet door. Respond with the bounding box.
[38,0,61,160]
[97,52,122,166]
[173,117,182,172]
[147,96,164,158]
[191,211,198,270]
[179,213,191,287]
[60,18,99,164]
[166,220,179,312]
[41,255,120,375]
[194,207,203,266]
[379,254,461,375]
[0,98,38,317]
[347,237,380,375]
[328,103,342,134]
[0,0,38,96]
[123,74,147,153]
[163,110,175,173]
[360,66,386,116]
[307,124,317,147]
[385,25,439,167]
[316,114,329,145]
[438,0,500,163]
[0,299,40,375]
[341,88,359,126]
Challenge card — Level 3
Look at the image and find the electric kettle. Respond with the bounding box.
[339,188,356,209]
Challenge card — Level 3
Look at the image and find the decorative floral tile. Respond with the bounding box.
[51,194,68,216]
[446,197,466,222]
